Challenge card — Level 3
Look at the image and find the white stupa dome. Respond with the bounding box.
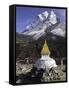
[34,40,57,71]
[34,55,57,70]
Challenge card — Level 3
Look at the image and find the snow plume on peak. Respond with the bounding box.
[49,10,57,24]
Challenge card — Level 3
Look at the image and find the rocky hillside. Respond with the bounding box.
[16,30,66,65]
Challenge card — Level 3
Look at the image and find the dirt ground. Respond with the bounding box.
[16,63,66,84]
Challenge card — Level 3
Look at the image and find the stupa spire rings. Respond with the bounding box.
[41,40,50,55]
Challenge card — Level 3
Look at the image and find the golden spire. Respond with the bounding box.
[41,40,50,55]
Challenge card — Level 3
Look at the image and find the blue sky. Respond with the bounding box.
[16,6,66,32]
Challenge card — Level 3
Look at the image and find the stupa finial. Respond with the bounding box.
[41,40,50,55]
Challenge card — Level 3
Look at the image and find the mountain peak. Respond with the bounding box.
[49,10,57,24]
[21,10,64,40]
[37,11,49,21]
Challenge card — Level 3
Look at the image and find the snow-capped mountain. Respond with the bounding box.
[21,10,65,40]
[51,22,65,37]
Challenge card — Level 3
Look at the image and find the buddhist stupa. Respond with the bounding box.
[34,40,57,70]
[41,40,50,55]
